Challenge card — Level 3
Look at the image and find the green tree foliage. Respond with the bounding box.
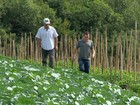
[123,0,140,29]
[46,0,125,34]
[104,0,128,13]
[0,0,140,37]
[0,0,57,36]
[105,0,140,30]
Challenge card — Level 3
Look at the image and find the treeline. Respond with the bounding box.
[0,0,140,37]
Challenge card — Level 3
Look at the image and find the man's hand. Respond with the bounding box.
[54,46,58,51]
[92,54,95,59]
[92,49,95,59]
[54,37,58,51]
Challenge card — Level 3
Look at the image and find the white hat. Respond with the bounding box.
[43,18,50,24]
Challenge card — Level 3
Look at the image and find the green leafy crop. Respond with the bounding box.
[0,56,140,105]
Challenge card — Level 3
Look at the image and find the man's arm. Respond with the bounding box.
[54,37,58,51]
[92,49,95,59]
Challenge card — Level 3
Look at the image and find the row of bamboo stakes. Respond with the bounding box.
[0,28,140,80]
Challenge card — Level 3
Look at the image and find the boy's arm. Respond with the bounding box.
[92,49,95,59]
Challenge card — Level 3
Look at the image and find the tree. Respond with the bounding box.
[123,0,140,30]
[46,0,125,34]
[0,0,57,36]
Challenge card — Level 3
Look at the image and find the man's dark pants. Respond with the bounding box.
[78,59,90,73]
[42,49,54,68]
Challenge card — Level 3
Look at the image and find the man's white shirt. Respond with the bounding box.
[36,26,58,50]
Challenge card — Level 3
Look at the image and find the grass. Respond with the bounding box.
[0,55,140,105]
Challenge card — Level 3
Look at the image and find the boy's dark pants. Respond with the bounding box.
[78,59,90,73]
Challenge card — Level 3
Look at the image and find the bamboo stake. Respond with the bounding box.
[123,33,126,71]
[9,33,12,57]
[68,36,71,68]
[70,36,73,68]
[60,35,63,66]
[0,36,1,54]
[134,21,137,81]
[120,32,123,80]
[101,35,104,74]
[30,33,33,60]
[110,35,114,73]
[129,30,133,73]
[110,56,113,81]
[5,38,8,56]
[32,39,35,61]
[125,32,129,73]
[115,33,121,71]
[63,35,66,68]
[110,36,114,69]
[93,29,98,71]
[12,35,16,58]
[27,35,30,59]
[35,38,37,61]
[73,36,78,65]
[65,35,68,67]
[97,34,101,67]
[105,28,108,68]
[24,34,26,59]
[20,34,23,59]
[115,38,119,71]
[138,45,140,73]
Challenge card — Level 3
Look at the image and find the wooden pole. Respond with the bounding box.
[101,35,104,74]
[97,34,101,67]
[134,21,137,81]
[9,33,12,57]
[105,28,108,68]
[29,33,31,60]
[129,30,133,73]
[0,36,1,54]
[93,29,98,71]
[138,46,140,73]
[120,32,123,80]
[24,33,28,58]
[110,35,114,77]
[20,34,23,59]
[12,36,16,58]
[115,33,120,71]
[125,32,129,73]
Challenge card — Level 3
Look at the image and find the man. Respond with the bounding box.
[73,31,95,73]
[36,18,58,68]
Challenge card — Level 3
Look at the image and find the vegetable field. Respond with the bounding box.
[0,56,140,105]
